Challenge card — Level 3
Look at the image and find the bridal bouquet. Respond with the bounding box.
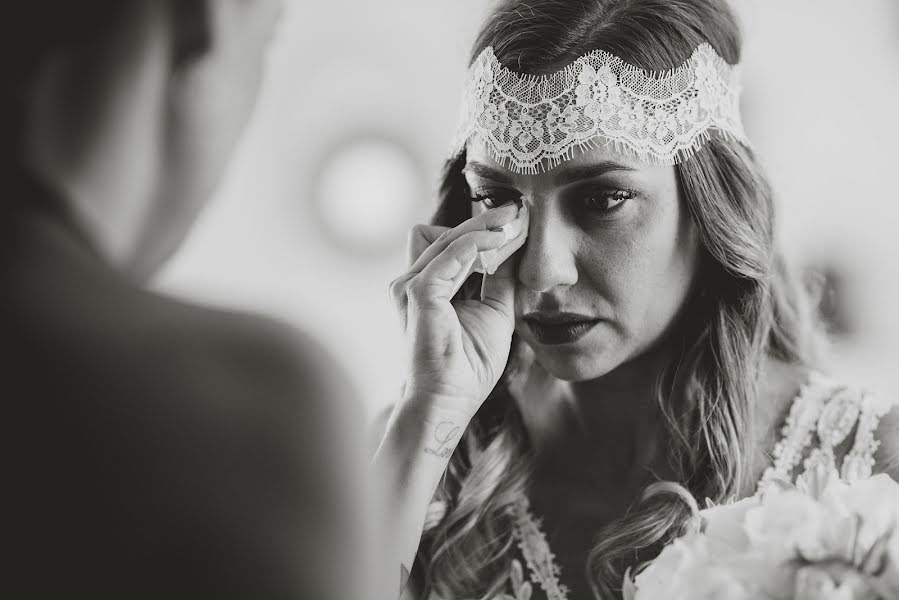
[623,467,899,600]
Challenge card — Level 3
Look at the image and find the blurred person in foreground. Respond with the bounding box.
[1,2,362,599]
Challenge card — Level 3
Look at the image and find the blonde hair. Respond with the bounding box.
[417,1,822,598]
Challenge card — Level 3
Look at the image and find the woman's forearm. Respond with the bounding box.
[370,397,472,599]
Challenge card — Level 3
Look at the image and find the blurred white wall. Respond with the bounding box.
[158,0,899,419]
[734,0,899,392]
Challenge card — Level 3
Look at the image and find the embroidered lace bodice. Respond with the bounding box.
[430,372,896,600]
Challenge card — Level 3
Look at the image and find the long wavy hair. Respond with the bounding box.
[413,1,822,598]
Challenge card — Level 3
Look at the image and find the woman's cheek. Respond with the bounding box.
[582,212,672,323]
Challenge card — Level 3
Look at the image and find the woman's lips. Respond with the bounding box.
[525,315,601,345]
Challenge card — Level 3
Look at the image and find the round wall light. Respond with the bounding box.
[312,136,425,256]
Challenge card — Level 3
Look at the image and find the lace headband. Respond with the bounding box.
[451,43,749,173]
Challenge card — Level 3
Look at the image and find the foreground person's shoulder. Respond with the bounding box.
[158,299,359,411]
[147,302,366,599]
[139,297,366,483]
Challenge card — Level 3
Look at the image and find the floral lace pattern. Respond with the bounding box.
[452,44,747,174]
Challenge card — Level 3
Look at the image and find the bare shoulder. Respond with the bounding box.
[127,295,366,482]
[755,357,812,436]
[148,303,367,600]
[157,297,359,414]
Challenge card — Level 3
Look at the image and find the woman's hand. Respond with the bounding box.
[370,203,527,600]
[390,202,529,418]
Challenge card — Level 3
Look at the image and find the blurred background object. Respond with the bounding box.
[158,0,899,419]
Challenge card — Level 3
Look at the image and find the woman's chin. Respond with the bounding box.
[528,343,619,382]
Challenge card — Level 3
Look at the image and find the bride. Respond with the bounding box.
[371,0,899,599]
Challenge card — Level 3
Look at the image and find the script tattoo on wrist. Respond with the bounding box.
[423,421,461,459]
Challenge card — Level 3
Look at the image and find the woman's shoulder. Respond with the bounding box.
[754,358,813,448]
[872,396,899,481]
[759,357,899,485]
[757,358,812,420]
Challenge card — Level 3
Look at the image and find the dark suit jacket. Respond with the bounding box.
[3,167,362,600]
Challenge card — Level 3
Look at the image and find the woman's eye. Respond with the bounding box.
[581,189,636,213]
[470,188,518,209]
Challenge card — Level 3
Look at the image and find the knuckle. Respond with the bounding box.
[409,225,444,262]
[409,224,429,245]
[389,276,408,301]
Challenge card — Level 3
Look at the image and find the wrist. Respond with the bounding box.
[378,397,473,466]
[370,396,472,516]
[396,398,473,450]
[398,391,477,424]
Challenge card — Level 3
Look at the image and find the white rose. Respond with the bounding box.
[836,474,899,550]
[668,561,751,600]
[631,538,692,599]
[794,564,877,600]
[632,534,714,600]
[701,496,759,552]
[744,488,830,563]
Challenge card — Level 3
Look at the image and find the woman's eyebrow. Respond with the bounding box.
[463,160,635,185]
[462,161,513,184]
[553,161,636,185]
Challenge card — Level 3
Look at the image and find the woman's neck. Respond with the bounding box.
[574,338,673,430]
[578,340,677,473]
[520,337,681,485]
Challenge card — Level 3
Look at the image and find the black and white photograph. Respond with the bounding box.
[4,1,899,599]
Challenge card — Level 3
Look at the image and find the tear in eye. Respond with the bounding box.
[471,188,519,209]
[582,189,636,212]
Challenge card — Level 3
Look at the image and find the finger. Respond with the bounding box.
[481,204,529,318]
[407,202,520,273]
[473,204,529,275]
[407,232,501,310]
[395,228,510,331]
[388,271,416,330]
[407,225,448,266]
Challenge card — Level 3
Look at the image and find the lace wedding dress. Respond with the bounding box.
[427,372,896,600]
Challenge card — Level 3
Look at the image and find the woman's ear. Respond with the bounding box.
[167,0,212,66]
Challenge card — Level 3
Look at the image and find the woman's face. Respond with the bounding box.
[464,137,701,381]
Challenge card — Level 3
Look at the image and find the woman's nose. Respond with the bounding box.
[516,209,579,293]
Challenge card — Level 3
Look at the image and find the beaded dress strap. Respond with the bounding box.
[757,372,893,494]
[511,498,569,600]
